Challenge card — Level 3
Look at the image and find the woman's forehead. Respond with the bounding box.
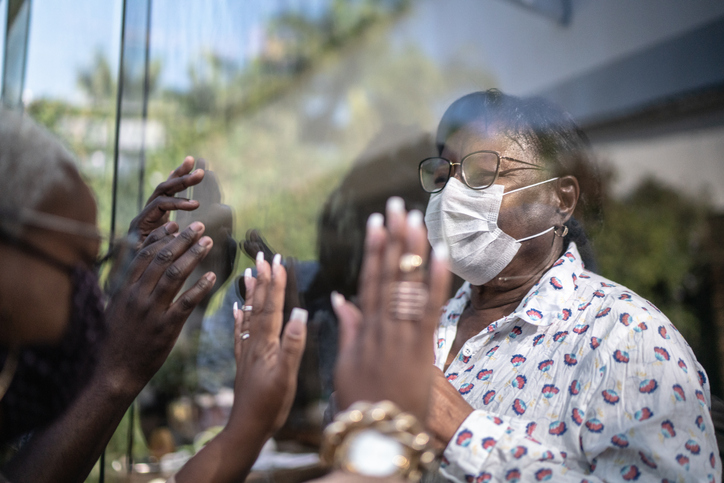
[441,124,533,161]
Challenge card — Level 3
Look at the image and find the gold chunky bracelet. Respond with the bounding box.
[320,400,437,481]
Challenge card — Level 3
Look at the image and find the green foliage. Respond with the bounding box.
[592,177,710,348]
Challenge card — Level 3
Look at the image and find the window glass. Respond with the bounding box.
[0,0,5,94]
[23,0,123,243]
[6,1,724,480]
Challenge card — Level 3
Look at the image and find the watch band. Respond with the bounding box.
[320,400,437,481]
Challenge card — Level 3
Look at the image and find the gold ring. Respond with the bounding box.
[239,330,251,340]
[241,305,253,312]
[399,253,423,273]
[388,281,428,321]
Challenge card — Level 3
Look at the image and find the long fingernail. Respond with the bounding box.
[287,308,308,337]
[407,210,423,228]
[190,221,204,233]
[433,243,449,261]
[233,301,239,317]
[256,251,264,266]
[244,268,252,293]
[273,253,281,267]
[331,291,345,309]
[387,196,404,214]
[290,307,308,324]
[367,213,383,229]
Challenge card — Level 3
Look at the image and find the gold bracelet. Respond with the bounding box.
[320,400,437,481]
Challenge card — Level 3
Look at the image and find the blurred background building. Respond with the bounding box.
[2,0,723,481]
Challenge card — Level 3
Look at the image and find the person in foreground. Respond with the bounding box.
[419,90,720,481]
[0,109,220,482]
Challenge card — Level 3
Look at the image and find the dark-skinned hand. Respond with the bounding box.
[229,252,308,437]
[172,252,308,483]
[99,220,216,394]
[240,229,301,325]
[128,156,205,247]
[331,197,451,421]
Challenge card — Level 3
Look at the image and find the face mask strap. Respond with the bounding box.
[0,224,75,274]
[503,177,559,196]
[515,225,554,243]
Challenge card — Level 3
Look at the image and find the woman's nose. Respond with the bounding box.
[450,162,464,182]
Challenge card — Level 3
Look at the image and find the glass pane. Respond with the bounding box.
[23,0,123,248]
[8,1,724,481]
[0,0,6,95]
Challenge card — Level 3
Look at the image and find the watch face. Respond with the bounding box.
[346,429,406,477]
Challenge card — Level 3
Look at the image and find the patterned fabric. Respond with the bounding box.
[435,243,721,483]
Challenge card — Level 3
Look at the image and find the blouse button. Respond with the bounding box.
[462,346,473,357]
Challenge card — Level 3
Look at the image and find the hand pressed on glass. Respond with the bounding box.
[332,197,452,422]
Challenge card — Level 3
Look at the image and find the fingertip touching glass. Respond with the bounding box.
[418,150,543,193]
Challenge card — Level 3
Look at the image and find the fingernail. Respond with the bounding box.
[331,291,345,309]
[205,272,216,283]
[407,210,423,228]
[273,253,281,266]
[233,301,238,317]
[290,307,308,325]
[199,236,212,247]
[244,268,252,279]
[287,308,308,337]
[190,221,204,232]
[387,196,404,214]
[433,243,449,261]
[256,251,264,265]
[367,213,384,229]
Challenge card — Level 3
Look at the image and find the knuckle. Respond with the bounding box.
[189,243,206,258]
[136,247,154,261]
[178,229,195,244]
[155,248,174,264]
[164,263,184,281]
[179,295,196,312]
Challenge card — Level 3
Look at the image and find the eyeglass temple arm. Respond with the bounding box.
[500,156,544,169]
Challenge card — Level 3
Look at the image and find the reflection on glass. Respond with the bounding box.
[5,0,724,480]
[1,0,30,108]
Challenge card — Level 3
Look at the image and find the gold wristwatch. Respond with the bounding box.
[321,400,437,481]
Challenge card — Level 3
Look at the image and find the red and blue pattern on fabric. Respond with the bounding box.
[433,242,720,482]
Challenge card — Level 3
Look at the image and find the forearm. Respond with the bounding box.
[3,371,138,483]
[172,419,269,483]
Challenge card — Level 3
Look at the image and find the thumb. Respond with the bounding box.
[331,292,363,352]
[280,307,308,373]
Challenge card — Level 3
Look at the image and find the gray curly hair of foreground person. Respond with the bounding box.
[0,108,78,225]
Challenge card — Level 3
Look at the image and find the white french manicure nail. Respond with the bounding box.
[244,268,252,279]
[233,301,239,316]
[387,196,404,213]
[273,253,281,266]
[407,210,423,228]
[290,307,308,324]
[331,291,345,309]
[433,243,449,261]
[367,213,384,229]
[256,251,264,264]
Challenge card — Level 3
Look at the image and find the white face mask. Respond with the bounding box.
[424,177,559,286]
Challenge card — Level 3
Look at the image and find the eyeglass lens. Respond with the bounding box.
[419,151,499,192]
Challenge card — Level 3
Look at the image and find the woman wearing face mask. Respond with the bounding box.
[420,90,719,482]
[0,109,223,482]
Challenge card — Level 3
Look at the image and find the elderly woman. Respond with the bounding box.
[417,90,720,482]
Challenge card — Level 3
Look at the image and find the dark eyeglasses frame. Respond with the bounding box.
[418,150,543,193]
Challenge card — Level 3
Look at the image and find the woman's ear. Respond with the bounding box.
[556,176,579,223]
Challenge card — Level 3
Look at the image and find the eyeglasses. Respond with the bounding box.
[418,150,543,193]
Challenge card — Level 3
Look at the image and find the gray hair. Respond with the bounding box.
[0,108,79,220]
